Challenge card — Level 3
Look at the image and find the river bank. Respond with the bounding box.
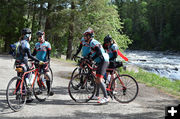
[57,55,180,99]
[122,64,180,99]
[124,50,180,80]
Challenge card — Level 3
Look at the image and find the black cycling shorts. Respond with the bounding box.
[96,61,109,78]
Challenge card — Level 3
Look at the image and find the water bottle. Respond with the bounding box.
[107,74,111,83]
[30,73,35,85]
[41,74,46,85]
[25,78,30,86]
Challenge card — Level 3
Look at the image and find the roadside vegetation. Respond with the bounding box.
[119,68,180,99]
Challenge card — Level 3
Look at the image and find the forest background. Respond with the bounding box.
[0,0,179,59]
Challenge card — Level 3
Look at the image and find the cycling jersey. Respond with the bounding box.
[107,44,118,61]
[34,41,51,61]
[89,39,109,63]
[80,37,91,57]
[16,40,30,62]
[15,39,39,71]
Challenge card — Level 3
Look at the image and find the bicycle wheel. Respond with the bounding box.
[112,74,139,103]
[33,74,50,102]
[49,67,53,84]
[71,66,89,80]
[6,77,27,112]
[68,73,96,103]
[71,67,83,80]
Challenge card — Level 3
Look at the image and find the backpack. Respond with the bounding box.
[9,41,23,59]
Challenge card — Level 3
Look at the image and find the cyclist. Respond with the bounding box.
[103,35,118,62]
[103,35,121,95]
[15,28,41,102]
[32,30,54,96]
[103,34,118,80]
[72,34,92,89]
[84,28,110,104]
[73,37,91,58]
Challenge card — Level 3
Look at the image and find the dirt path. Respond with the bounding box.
[0,55,179,119]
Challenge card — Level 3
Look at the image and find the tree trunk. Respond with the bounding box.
[31,1,36,39]
[38,3,43,30]
[66,1,75,60]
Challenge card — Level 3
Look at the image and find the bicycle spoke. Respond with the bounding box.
[6,77,26,111]
[68,74,96,102]
[113,75,139,103]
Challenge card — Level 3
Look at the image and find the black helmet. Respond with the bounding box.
[21,28,31,35]
[36,30,44,37]
[104,34,112,43]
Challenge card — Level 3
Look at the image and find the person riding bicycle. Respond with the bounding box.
[103,35,119,82]
[103,35,118,62]
[15,28,40,69]
[15,28,41,102]
[73,37,91,58]
[32,30,54,96]
[72,33,92,88]
[84,28,110,104]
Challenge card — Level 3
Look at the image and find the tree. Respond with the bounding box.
[0,0,29,52]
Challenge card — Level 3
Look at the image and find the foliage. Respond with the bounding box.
[114,0,180,51]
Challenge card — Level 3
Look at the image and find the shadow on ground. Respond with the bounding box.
[0,111,163,119]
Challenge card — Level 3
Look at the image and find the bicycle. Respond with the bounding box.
[68,57,139,103]
[70,56,89,80]
[6,60,53,111]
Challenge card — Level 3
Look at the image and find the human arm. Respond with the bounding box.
[109,51,117,60]
[74,44,82,56]
[91,45,103,60]
[109,44,118,60]
[26,48,39,62]
[32,48,37,56]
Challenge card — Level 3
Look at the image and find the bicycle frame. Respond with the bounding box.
[13,62,48,96]
[80,59,126,93]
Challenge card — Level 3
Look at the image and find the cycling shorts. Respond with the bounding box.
[96,61,109,78]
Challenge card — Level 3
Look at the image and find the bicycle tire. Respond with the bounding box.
[49,67,53,82]
[6,77,27,112]
[112,74,139,103]
[49,67,53,88]
[71,66,89,80]
[71,67,79,80]
[68,73,96,103]
[33,74,50,102]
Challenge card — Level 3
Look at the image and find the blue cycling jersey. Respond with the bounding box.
[107,44,118,61]
[16,39,30,62]
[80,37,91,57]
[89,39,109,63]
[34,41,51,61]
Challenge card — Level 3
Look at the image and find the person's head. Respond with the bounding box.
[83,28,94,42]
[21,28,32,41]
[36,30,45,43]
[104,34,112,46]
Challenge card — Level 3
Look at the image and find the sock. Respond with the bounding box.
[46,80,50,93]
[99,81,108,98]
[96,84,100,97]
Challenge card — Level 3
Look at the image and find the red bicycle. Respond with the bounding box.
[6,60,53,111]
[68,57,139,103]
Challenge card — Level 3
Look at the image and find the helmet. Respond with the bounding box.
[36,31,44,37]
[21,28,31,35]
[83,28,94,38]
[104,34,112,43]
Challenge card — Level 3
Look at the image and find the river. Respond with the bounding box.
[124,50,180,80]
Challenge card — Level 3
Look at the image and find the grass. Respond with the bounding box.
[52,56,76,64]
[119,68,180,99]
[52,56,180,99]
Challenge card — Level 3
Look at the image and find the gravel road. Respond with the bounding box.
[0,55,179,119]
